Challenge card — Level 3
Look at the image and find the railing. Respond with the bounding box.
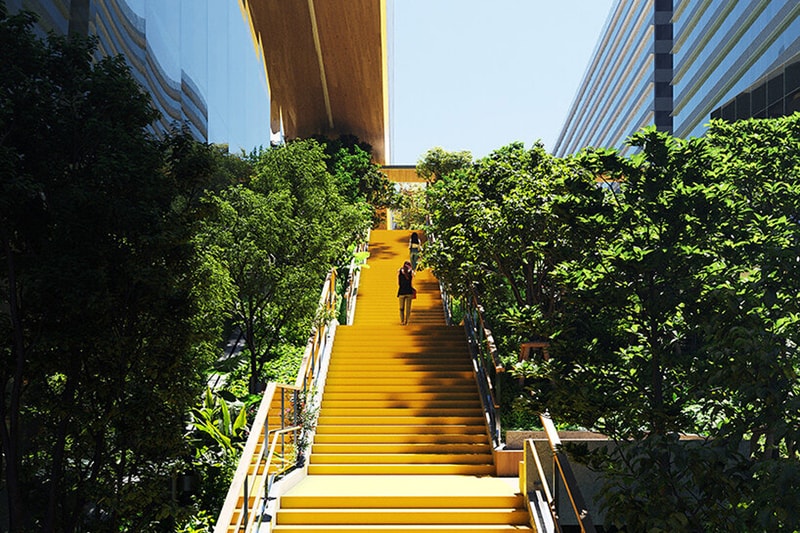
[214,266,342,533]
[295,269,338,395]
[459,291,505,448]
[428,228,504,447]
[342,235,370,325]
[522,413,597,533]
[214,383,301,533]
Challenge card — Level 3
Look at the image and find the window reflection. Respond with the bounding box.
[7,0,269,153]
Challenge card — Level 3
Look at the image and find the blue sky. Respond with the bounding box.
[388,0,615,164]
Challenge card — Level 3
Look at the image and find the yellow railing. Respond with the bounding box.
[214,267,341,533]
[522,413,597,533]
[242,424,303,531]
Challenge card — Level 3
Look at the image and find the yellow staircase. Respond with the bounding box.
[272,229,532,532]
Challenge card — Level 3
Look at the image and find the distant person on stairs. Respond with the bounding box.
[409,232,422,269]
[397,260,415,325]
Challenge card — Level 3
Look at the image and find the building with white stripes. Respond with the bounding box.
[554,0,800,156]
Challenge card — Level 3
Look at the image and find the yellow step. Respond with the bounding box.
[320,406,483,416]
[332,334,466,343]
[320,389,480,397]
[326,364,473,373]
[279,483,523,508]
[325,370,475,380]
[306,463,496,475]
[311,443,492,454]
[272,526,532,532]
[263,231,529,531]
[330,347,468,356]
[312,433,490,444]
[317,396,480,407]
[314,423,488,435]
[329,353,468,361]
[275,508,530,525]
[309,453,493,465]
[333,327,464,337]
[325,372,477,382]
[316,415,485,425]
[322,380,479,395]
[321,383,478,391]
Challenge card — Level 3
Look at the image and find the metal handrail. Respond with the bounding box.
[461,291,504,448]
[528,436,559,533]
[342,235,370,325]
[215,265,343,533]
[468,292,505,373]
[242,424,302,532]
[425,233,504,446]
[214,382,286,533]
[524,414,597,533]
[295,269,337,394]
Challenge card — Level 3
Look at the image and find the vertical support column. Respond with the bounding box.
[654,0,674,134]
[68,0,91,36]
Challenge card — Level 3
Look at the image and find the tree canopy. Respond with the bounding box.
[197,139,371,393]
[423,119,800,531]
[1,7,376,529]
[1,7,229,530]
[416,146,473,183]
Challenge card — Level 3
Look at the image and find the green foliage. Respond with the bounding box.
[188,388,248,455]
[522,122,797,529]
[393,186,428,229]
[0,8,232,530]
[176,510,216,533]
[416,146,473,182]
[197,139,371,393]
[425,119,800,530]
[315,134,401,225]
[260,343,306,385]
[425,141,600,344]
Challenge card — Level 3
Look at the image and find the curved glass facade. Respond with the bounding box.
[7,0,270,153]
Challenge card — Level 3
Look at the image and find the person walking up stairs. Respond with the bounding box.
[271,229,532,532]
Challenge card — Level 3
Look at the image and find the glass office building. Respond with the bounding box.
[7,0,270,153]
[674,1,800,138]
[554,0,800,156]
[553,0,673,156]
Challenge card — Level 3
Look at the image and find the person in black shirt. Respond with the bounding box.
[397,260,415,325]
[409,232,422,269]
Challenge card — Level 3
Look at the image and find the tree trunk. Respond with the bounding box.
[648,280,664,434]
[245,323,259,394]
[3,239,26,530]
[43,365,78,533]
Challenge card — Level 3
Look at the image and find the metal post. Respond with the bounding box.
[243,476,249,527]
[552,454,559,520]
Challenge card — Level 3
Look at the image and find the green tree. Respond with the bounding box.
[416,146,473,183]
[393,186,428,229]
[317,134,399,225]
[425,142,600,339]
[199,139,370,393]
[528,123,800,531]
[0,7,227,530]
[422,122,800,530]
[537,130,733,530]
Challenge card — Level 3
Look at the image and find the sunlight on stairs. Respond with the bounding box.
[272,229,532,532]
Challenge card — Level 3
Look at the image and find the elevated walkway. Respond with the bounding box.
[271,230,532,531]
